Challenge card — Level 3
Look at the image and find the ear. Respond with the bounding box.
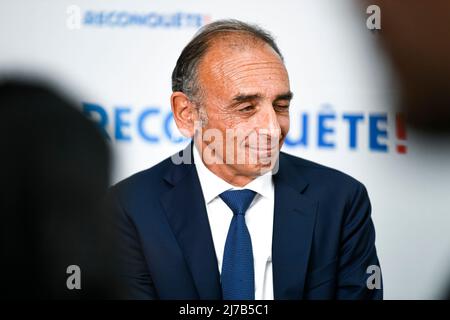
[170,92,196,138]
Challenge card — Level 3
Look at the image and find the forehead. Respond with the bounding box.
[197,38,289,97]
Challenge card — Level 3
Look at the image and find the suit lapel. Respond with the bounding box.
[160,143,222,299]
[272,153,318,299]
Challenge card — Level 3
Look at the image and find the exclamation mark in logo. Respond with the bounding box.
[396,113,407,154]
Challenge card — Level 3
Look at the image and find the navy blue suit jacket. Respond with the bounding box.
[111,143,382,299]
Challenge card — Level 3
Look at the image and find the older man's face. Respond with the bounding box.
[194,40,291,179]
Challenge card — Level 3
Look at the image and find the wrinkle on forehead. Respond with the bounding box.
[198,42,288,92]
[224,63,287,83]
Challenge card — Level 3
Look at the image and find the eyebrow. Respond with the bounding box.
[232,93,262,103]
[275,91,294,101]
[232,91,294,103]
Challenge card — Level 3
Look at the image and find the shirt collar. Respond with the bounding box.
[193,145,274,204]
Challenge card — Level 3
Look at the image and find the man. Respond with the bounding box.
[111,19,382,300]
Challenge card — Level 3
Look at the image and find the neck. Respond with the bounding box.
[203,162,256,187]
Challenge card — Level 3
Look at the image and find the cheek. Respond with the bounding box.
[278,114,290,136]
[209,108,242,130]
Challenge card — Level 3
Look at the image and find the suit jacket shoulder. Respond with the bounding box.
[280,151,364,189]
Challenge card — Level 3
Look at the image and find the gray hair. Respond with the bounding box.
[171,19,284,105]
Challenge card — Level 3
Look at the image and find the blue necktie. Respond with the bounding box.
[219,189,256,300]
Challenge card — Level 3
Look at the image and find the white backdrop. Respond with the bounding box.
[1,0,449,299]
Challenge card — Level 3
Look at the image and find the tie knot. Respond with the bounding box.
[219,189,256,216]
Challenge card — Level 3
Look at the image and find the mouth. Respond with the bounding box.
[245,139,282,152]
[246,146,278,152]
[246,145,279,162]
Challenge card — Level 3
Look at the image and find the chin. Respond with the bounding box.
[239,161,276,177]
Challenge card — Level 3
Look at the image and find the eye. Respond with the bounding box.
[274,104,290,111]
[239,105,255,112]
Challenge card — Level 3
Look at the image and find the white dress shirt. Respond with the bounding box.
[193,146,274,300]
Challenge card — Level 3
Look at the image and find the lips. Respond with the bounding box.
[245,139,281,151]
[247,146,278,152]
[246,145,278,160]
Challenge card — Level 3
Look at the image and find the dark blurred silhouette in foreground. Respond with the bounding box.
[368,0,450,134]
[0,79,124,299]
[365,0,450,299]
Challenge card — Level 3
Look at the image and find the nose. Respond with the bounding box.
[256,104,281,143]
[264,104,281,131]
